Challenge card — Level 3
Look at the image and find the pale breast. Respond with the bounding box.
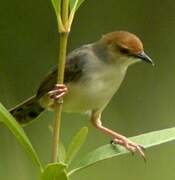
[63,62,126,113]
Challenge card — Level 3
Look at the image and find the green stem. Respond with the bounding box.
[51,0,69,163]
[61,0,69,27]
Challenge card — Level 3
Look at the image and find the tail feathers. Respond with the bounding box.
[10,96,45,125]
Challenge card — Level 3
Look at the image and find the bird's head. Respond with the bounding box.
[99,31,154,67]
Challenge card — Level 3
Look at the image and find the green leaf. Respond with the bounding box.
[65,127,88,165]
[58,141,66,163]
[51,0,61,16]
[69,127,175,175]
[69,0,78,10]
[41,163,68,180]
[69,0,86,11]
[0,103,43,171]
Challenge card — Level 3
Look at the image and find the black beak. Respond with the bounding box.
[136,52,154,66]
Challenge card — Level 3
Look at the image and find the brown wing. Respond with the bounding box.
[36,48,87,98]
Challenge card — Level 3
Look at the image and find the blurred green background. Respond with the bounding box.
[1,0,175,179]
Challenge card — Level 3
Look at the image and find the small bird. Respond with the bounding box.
[10,31,153,158]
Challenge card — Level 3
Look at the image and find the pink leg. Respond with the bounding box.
[91,110,145,159]
[48,84,68,100]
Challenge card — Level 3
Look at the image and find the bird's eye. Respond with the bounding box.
[119,47,130,54]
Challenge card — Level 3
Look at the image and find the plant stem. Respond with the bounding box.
[51,0,69,163]
[61,0,69,27]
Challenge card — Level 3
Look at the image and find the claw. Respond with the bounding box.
[48,84,68,101]
[110,140,114,144]
[111,138,146,161]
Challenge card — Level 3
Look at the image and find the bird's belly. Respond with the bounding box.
[63,86,107,113]
[38,81,115,113]
[63,74,124,113]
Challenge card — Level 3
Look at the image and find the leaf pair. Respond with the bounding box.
[51,0,86,31]
[49,126,88,166]
[0,100,88,179]
[41,126,88,179]
[41,163,68,180]
[51,0,85,14]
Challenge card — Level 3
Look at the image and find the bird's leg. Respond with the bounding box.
[48,84,68,100]
[91,110,145,159]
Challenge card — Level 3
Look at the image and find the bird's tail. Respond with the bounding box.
[9,96,45,125]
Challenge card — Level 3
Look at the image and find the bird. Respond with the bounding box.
[10,31,153,158]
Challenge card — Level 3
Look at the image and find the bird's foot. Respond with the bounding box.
[91,111,146,161]
[48,84,68,101]
[111,137,145,161]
